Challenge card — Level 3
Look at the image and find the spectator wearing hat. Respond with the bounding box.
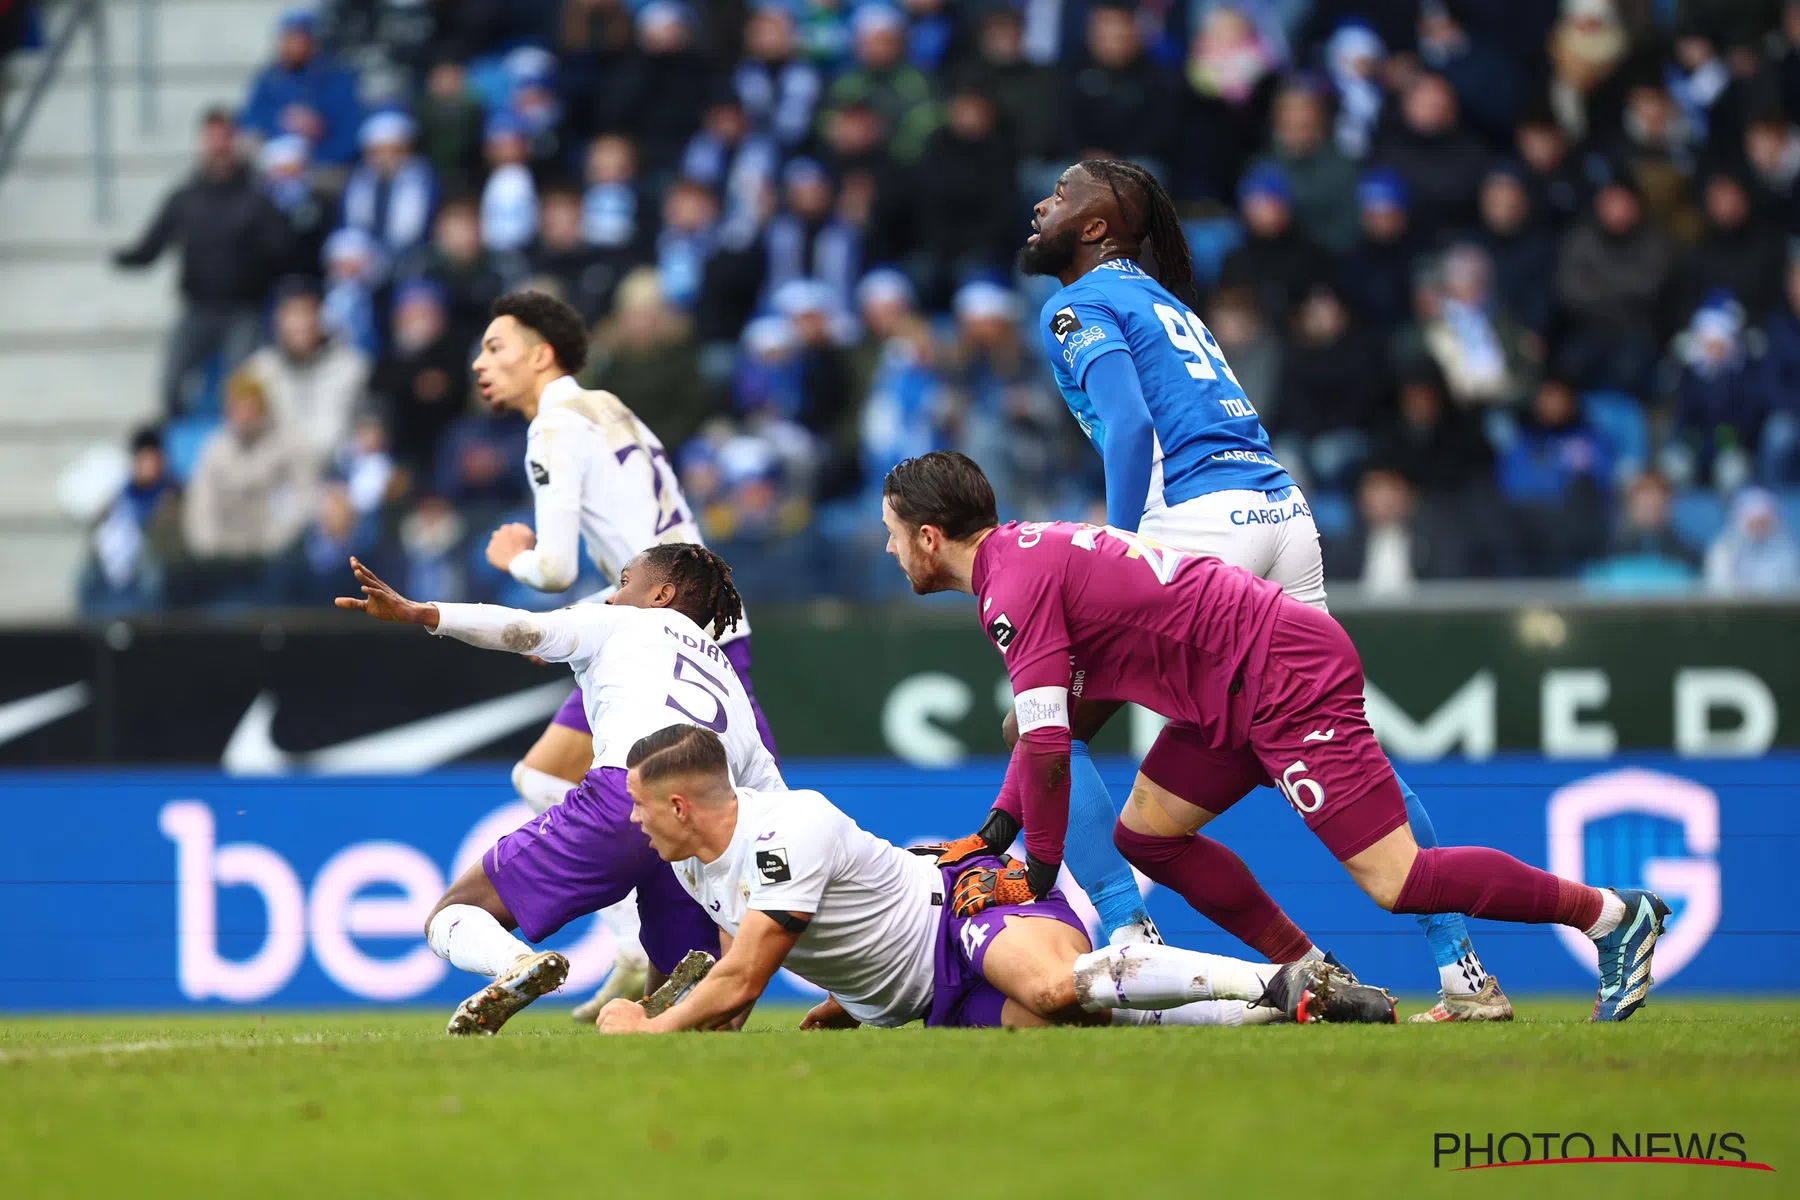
[765,158,862,317]
[1705,487,1800,595]
[913,86,1019,309]
[245,278,371,465]
[1474,163,1557,336]
[1321,20,1386,159]
[1219,163,1329,330]
[820,5,939,166]
[319,227,385,357]
[1660,293,1773,492]
[1498,377,1613,575]
[1251,76,1359,256]
[480,112,539,253]
[114,108,292,416]
[1555,176,1674,395]
[944,280,1070,516]
[1546,0,1632,145]
[183,368,319,584]
[1339,167,1421,335]
[502,44,566,172]
[343,111,438,258]
[239,7,363,168]
[583,267,717,457]
[371,277,471,475]
[735,5,824,149]
[850,267,933,422]
[416,59,486,196]
[1672,169,1789,326]
[80,427,185,615]
[257,134,334,282]
[1375,72,1491,241]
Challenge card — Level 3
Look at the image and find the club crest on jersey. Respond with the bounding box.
[755,847,791,885]
[987,613,1017,652]
[528,460,550,486]
[1049,307,1081,342]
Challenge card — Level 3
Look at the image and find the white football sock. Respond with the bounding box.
[512,763,577,816]
[1109,1000,1284,1027]
[1440,950,1487,996]
[1584,889,1627,940]
[1073,944,1276,1011]
[427,904,532,977]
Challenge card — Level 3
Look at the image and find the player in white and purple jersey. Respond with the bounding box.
[590,725,1399,1034]
[335,545,781,1035]
[879,452,1670,1023]
[996,158,1507,1020]
[472,291,778,1019]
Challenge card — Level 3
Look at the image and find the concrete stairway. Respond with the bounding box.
[0,0,287,620]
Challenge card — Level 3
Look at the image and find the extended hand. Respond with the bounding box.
[486,523,536,571]
[799,996,860,1030]
[595,998,654,1034]
[333,557,437,626]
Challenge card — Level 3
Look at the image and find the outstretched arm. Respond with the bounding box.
[1083,350,1156,534]
[335,557,616,662]
[597,911,804,1034]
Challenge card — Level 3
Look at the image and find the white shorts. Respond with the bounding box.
[1139,488,1329,611]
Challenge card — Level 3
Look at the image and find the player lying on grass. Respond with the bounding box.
[470,290,781,1022]
[335,547,780,1035]
[880,451,1669,1023]
[591,723,1399,1034]
[998,159,1505,1020]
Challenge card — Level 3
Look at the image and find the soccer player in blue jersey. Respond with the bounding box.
[958,159,1510,1020]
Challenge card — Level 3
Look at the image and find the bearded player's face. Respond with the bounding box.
[1017,170,1087,276]
[881,498,950,594]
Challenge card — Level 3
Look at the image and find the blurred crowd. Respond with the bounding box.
[83,0,1800,613]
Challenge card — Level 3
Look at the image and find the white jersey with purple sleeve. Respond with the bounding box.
[671,786,942,1027]
[429,600,779,786]
[508,376,750,643]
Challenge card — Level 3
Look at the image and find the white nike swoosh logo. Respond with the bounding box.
[0,683,92,746]
[1302,728,1335,743]
[221,682,572,775]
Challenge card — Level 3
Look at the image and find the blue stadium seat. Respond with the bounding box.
[1309,489,1353,538]
[162,415,220,483]
[1183,218,1243,289]
[1671,489,1725,548]
[1582,391,1651,482]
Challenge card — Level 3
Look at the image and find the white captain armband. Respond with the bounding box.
[1014,686,1070,734]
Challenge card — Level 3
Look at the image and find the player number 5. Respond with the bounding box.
[1277,761,1324,815]
[665,652,731,733]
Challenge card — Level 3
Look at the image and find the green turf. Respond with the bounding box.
[2,999,1795,1199]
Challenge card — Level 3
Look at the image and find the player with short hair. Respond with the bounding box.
[335,546,780,1035]
[591,724,1399,1034]
[880,452,1668,1023]
[979,158,1506,1021]
[471,290,779,1020]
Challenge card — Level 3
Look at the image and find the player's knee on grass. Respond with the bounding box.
[1340,825,1420,913]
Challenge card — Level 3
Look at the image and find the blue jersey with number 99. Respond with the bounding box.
[1038,259,1292,505]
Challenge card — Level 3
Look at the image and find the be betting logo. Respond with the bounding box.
[1546,768,1720,983]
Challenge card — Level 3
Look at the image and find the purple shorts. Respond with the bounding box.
[925,854,1088,1028]
[552,635,780,760]
[482,766,720,975]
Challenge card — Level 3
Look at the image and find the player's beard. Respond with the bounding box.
[1016,224,1080,278]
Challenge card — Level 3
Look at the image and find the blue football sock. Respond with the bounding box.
[1065,740,1148,940]
[1397,769,1484,989]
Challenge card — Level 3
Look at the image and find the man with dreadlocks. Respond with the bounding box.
[333,545,780,1035]
[472,289,778,1023]
[945,160,1515,1022]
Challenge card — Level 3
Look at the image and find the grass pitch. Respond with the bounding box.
[2,998,1794,1199]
